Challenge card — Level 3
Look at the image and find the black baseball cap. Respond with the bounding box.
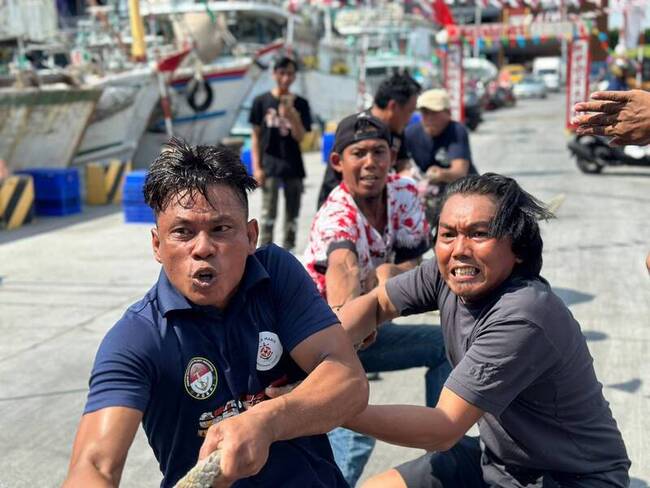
[333,112,392,154]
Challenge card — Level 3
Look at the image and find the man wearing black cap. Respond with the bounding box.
[316,73,421,209]
[304,113,451,486]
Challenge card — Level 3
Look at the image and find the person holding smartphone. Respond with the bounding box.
[249,56,312,251]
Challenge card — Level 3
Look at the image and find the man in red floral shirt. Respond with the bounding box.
[303,113,451,486]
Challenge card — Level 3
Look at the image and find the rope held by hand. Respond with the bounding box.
[174,450,222,488]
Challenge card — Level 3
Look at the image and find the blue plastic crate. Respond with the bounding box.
[122,170,148,203]
[35,196,82,216]
[16,168,80,201]
[321,132,335,164]
[123,203,155,223]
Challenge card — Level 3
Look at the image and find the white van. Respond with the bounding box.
[533,57,561,92]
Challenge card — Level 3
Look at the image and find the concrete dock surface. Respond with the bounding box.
[0,92,648,487]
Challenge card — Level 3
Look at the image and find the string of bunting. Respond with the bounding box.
[291,0,648,13]
[302,0,648,11]
[443,0,647,10]
[438,19,610,51]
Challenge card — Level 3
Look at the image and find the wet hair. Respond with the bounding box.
[434,173,555,278]
[273,55,298,72]
[373,72,422,109]
[143,137,257,218]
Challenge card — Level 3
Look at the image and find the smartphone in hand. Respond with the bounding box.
[280,95,293,107]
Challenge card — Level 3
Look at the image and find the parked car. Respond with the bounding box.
[499,64,527,84]
[512,75,547,99]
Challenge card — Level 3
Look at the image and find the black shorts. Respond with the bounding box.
[394,436,630,488]
[395,436,485,488]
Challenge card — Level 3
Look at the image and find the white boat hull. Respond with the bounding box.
[134,60,262,165]
[0,87,101,171]
[74,68,160,166]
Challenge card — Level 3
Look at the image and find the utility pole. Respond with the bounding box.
[560,0,568,84]
[473,1,482,58]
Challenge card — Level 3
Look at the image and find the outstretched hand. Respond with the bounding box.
[573,90,650,146]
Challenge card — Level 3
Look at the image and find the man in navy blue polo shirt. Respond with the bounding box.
[404,89,478,226]
[63,138,368,487]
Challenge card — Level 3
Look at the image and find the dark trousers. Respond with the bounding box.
[395,436,629,488]
[260,177,303,250]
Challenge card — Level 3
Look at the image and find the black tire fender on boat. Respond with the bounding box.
[187,78,213,112]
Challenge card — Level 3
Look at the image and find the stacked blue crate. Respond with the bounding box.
[15,168,82,216]
[241,146,253,175]
[122,171,155,223]
[321,133,335,164]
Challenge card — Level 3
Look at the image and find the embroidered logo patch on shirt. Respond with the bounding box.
[184,357,218,400]
[257,331,283,371]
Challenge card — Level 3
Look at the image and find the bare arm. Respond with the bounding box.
[427,158,469,184]
[573,89,650,146]
[198,325,368,483]
[374,259,418,287]
[325,248,363,307]
[63,407,143,487]
[263,324,368,438]
[344,387,483,452]
[285,107,307,142]
[337,284,400,346]
[251,125,265,186]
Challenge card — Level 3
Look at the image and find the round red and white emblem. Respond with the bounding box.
[184,357,218,400]
[257,331,283,371]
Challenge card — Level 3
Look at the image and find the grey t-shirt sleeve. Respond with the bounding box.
[385,258,440,315]
[445,318,559,416]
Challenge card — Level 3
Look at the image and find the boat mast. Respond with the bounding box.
[129,0,147,62]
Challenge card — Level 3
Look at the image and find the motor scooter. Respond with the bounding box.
[567,134,650,174]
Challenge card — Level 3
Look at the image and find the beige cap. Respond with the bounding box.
[417,89,450,112]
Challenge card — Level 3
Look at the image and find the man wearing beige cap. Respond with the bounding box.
[404,88,478,225]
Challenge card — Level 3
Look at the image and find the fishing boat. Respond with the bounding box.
[133,57,272,165]
[74,67,160,166]
[0,1,103,170]
[131,1,287,164]
[297,2,439,122]
[0,82,102,171]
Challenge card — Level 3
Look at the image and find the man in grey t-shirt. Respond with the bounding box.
[336,173,630,487]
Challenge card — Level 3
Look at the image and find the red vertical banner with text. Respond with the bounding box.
[566,38,591,130]
[444,42,465,123]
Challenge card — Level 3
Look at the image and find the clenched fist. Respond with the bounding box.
[198,408,275,487]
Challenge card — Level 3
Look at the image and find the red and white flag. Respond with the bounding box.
[433,0,456,26]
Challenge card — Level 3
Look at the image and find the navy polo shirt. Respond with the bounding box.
[84,244,347,487]
[405,120,478,175]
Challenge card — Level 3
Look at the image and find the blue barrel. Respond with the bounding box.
[321,132,335,164]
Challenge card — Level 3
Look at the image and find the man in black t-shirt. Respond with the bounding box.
[249,56,312,250]
[333,173,630,488]
[316,73,421,209]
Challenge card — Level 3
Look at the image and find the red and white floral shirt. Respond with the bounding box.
[303,175,431,299]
